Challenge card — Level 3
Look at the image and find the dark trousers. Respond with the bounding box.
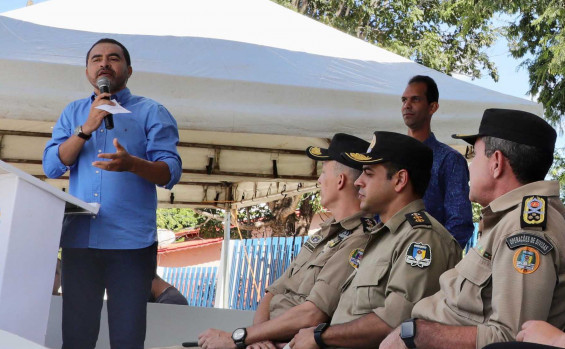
[61,243,157,349]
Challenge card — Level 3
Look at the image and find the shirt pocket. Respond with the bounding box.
[454,249,492,323]
[289,249,315,277]
[306,250,334,276]
[295,251,334,295]
[352,262,389,315]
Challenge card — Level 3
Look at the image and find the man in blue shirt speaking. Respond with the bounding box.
[401,75,474,247]
[43,38,182,349]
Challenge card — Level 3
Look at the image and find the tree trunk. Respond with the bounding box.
[295,194,315,236]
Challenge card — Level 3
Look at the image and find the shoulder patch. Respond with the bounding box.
[506,233,554,255]
[349,248,364,269]
[361,217,378,233]
[303,233,323,252]
[513,247,540,274]
[405,211,432,228]
[405,242,432,268]
[521,195,548,230]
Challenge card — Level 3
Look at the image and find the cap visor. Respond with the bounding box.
[306,146,331,160]
[451,133,478,145]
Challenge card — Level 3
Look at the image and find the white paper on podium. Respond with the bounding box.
[94,99,131,114]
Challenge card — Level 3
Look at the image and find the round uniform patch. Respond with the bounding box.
[349,248,364,269]
[513,246,540,274]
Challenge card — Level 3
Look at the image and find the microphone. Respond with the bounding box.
[96,76,114,130]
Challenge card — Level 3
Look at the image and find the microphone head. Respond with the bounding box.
[96,76,111,93]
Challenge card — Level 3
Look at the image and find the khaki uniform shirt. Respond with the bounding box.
[412,181,565,348]
[331,200,462,328]
[266,211,371,318]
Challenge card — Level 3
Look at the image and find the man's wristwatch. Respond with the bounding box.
[400,318,417,349]
[74,125,91,140]
[314,322,330,349]
[231,328,247,349]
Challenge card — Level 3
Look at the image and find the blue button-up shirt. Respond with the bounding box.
[423,133,474,247]
[43,88,182,249]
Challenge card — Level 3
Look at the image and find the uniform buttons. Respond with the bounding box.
[98,149,102,153]
[100,129,104,133]
[92,216,96,219]
[94,193,98,197]
[96,170,100,174]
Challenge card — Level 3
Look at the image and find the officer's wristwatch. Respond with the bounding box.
[231,328,247,349]
[400,318,417,349]
[314,322,330,349]
[74,125,91,140]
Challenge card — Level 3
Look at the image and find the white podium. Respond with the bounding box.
[0,160,99,345]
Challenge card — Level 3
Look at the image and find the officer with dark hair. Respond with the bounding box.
[289,131,461,349]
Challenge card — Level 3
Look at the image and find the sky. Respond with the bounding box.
[0,0,556,144]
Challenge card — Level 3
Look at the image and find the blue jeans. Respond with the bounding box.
[61,243,157,349]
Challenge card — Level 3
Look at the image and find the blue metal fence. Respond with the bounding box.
[161,227,479,309]
[228,236,307,310]
[162,265,218,307]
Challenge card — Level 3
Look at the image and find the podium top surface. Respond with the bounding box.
[0,160,99,215]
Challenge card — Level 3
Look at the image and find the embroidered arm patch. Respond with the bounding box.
[521,195,548,230]
[405,242,432,268]
[349,248,364,269]
[513,247,540,274]
[506,233,554,255]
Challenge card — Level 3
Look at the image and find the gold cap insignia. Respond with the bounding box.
[348,153,372,161]
[310,147,322,156]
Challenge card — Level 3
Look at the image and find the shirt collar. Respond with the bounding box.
[487,181,560,213]
[320,211,366,231]
[377,199,426,235]
[423,132,437,146]
[90,87,131,104]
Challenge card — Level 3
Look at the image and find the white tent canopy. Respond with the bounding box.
[0,0,541,208]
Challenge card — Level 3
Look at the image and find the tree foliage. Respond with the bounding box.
[499,0,565,125]
[156,191,322,240]
[549,148,565,203]
[272,0,499,80]
[273,0,565,126]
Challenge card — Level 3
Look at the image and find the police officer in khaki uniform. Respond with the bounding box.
[199,133,371,349]
[381,109,565,349]
[289,131,461,349]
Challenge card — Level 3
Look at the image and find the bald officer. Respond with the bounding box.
[381,109,565,349]
[289,131,461,349]
[199,133,371,349]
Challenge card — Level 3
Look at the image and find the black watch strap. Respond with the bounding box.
[232,328,247,349]
[314,323,330,349]
[74,125,91,140]
[400,318,417,349]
